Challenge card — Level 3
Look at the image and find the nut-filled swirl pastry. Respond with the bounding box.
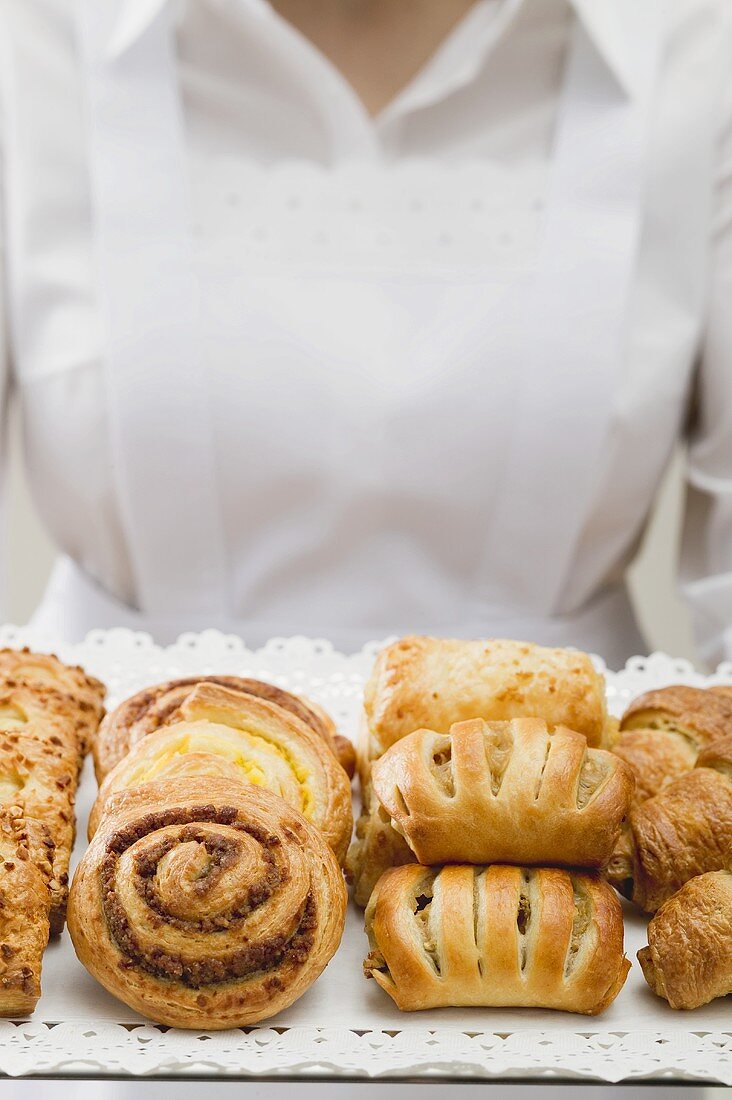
[607,734,732,912]
[95,675,354,781]
[637,870,732,1009]
[68,777,347,1029]
[364,636,608,759]
[364,864,629,1015]
[370,719,633,868]
[88,684,353,864]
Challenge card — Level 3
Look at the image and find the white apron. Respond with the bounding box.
[32,0,662,664]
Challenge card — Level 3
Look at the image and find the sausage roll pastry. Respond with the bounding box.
[620,685,732,753]
[364,864,629,1015]
[95,675,353,781]
[88,683,353,863]
[364,635,608,758]
[607,734,732,913]
[637,870,732,1010]
[0,807,52,1016]
[0,648,105,754]
[370,719,634,868]
[0,724,79,933]
[68,777,347,1029]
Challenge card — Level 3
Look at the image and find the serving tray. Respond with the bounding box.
[0,624,730,1083]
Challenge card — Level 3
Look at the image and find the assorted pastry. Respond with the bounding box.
[0,648,106,1015]
[1,636,730,1026]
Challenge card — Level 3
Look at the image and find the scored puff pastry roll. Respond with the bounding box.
[638,870,732,1010]
[607,733,732,912]
[88,683,353,863]
[68,777,347,1029]
[364,636,609,758]
[364,864,629,1015]
[370,719,634,868]
[94,675,354,781]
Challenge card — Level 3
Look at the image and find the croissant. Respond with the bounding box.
[620,685,732,753]
[0,807,51,1016]
[94,675,353,781]
[370,719,633,868]
[364,864,629,1015]
[637,870,732,1010]
[364,636,609,758]
[611,728,696,806]
[88,683,353,863]
[68,777,347,1029]
[607,734,732,912]
[0,648,105,754]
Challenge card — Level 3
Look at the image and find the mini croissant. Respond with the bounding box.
[370,719,633,868]
[638,870,732,1009]
[607,733,732,912]
[364,864,629,1015]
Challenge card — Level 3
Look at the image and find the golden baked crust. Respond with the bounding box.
[370,719,633,868]
[612,727,697,805]
[94,676,352,780]
[345,774,414,908]
[0,807,51,1016]
[0,683,88,764]
[364,636,608,756]
[0,725,78,933]
[620,685,732,753]
[0,648,105,753]
[68,777,347,1029]
[608,735,732,912]
[638,870,732,1009]
[88,683,353,863]
[364,864,629,1014]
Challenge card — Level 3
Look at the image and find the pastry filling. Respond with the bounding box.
[100,806,317,989]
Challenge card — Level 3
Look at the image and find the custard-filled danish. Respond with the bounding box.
[95,675,353,780]
[89,684,353,863]
[0,648,105,753]
[607,734,732,912]
[0,807,51,1016]
[364,636,609,757]
[68,777,347,1029]
[370,719,633,868]
[638,870,732,1010]
[364,864,629,1015]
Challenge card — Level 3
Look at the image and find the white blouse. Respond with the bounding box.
[1,0,732,667]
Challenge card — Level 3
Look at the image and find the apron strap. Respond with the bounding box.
[483,3,663,613]
[78,0,228,617]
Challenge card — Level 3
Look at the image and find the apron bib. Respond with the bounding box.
[49,0,662,654]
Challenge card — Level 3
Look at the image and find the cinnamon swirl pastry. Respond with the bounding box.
[88,684,353,863]
[364,864,629,1014]
[95,676,353,780]
[370,719,633,868]
[68,777,347,1029]
[364,636,609,757]
[0,648,105,754]
[638,870,732,1009]
[0,807,52,1016]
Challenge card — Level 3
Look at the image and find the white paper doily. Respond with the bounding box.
[0,625,730,1083]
